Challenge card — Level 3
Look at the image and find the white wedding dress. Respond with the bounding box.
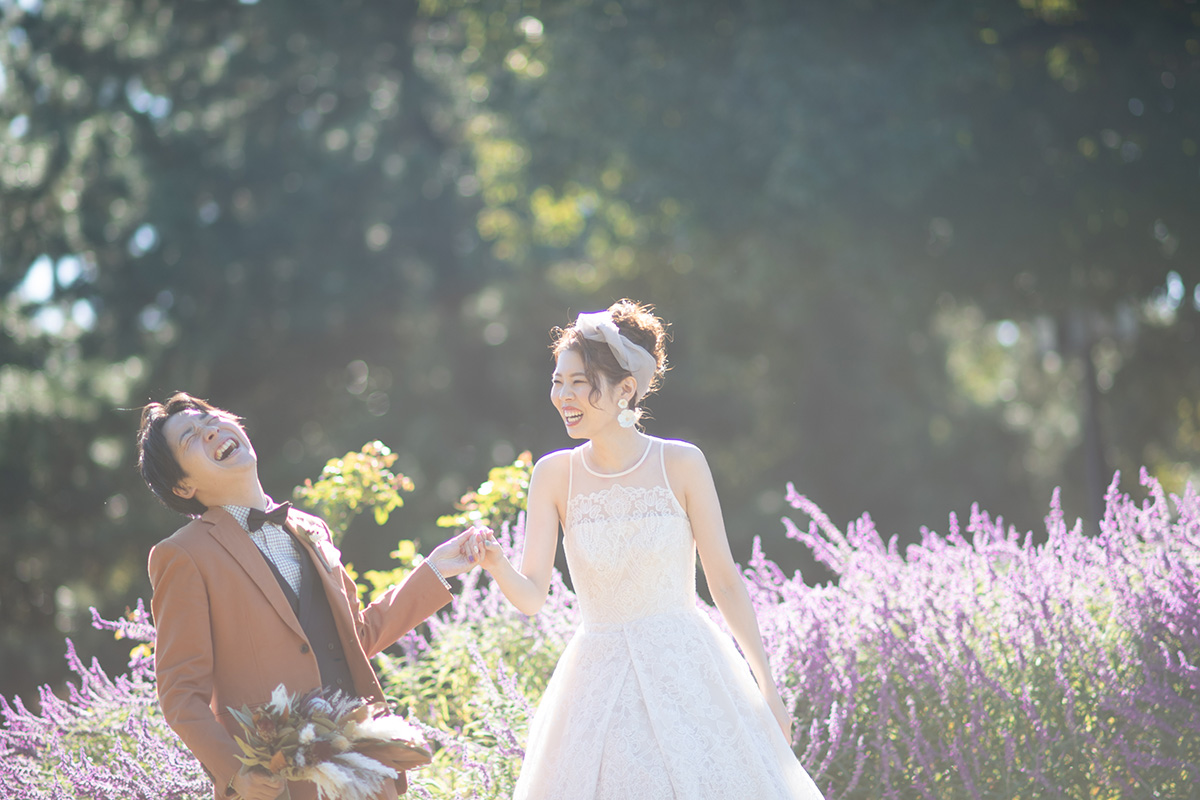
[513,438,825,799]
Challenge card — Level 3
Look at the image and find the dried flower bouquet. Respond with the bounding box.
[230,684,430,800]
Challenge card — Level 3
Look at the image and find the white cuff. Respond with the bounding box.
[426,559,451,591]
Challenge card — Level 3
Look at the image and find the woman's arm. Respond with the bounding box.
[668,440,794,740]
[474,451,568,615]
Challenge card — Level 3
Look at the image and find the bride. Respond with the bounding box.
[469,299,825,799]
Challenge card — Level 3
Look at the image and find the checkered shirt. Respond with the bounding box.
[224,504,304,594]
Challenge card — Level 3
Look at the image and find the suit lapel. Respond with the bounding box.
[202,507,307,641]
[285,510,360,638]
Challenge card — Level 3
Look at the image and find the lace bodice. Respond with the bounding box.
[562,438,697,626]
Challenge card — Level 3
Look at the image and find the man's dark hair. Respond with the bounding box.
[137,392,239,517]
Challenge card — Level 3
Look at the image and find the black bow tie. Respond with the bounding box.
[247,503,291,532]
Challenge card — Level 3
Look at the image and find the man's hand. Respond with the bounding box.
[230,766,285,800]
[427,525,491,579]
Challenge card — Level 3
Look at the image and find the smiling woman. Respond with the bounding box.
[468,299,826,799]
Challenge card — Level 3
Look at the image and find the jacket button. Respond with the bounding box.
[327,642,336,651]
[300,644,310,654]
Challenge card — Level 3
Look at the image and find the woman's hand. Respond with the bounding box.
[763,687,795,743]
[429,526,491,578]
[467,527,505,572]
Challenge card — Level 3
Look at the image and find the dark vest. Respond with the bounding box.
[257,533,357,693]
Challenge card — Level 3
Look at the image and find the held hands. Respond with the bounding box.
[231,766,285,800]
[464,527,504,572]
[427,525,493,579]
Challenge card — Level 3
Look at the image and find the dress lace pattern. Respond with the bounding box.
[512,439,825,800]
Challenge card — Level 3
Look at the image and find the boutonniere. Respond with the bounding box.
[300,525,339,573]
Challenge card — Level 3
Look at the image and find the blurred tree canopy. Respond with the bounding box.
[2,0,1197,703]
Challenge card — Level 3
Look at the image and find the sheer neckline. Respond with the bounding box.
[579,438,654,478]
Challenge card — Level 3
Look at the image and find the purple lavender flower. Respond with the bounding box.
[4,470,1197,799]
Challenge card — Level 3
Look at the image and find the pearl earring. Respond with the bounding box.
[617,398,637,428]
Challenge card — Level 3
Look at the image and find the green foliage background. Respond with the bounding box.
[2,0,1199,705]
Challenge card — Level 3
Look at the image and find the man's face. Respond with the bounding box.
[163,408,257,503]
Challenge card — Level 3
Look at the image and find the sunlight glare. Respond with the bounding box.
[995,320,1020,347]
[14,255,53,304]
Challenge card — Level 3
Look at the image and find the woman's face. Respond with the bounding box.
[551,348,620,439]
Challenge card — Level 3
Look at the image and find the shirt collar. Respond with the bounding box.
[222,499,281,533]
[222,504,253,533]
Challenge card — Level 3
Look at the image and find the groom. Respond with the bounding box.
[137,392,483,800]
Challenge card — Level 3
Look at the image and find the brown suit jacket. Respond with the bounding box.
[148,506,450,800]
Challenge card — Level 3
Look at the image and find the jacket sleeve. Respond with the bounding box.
[351,562,453,658]
[148,539,243,795]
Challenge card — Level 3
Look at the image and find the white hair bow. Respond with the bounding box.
[574,311,657,400]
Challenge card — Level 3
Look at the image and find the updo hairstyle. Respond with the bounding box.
[552,298,670,410]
